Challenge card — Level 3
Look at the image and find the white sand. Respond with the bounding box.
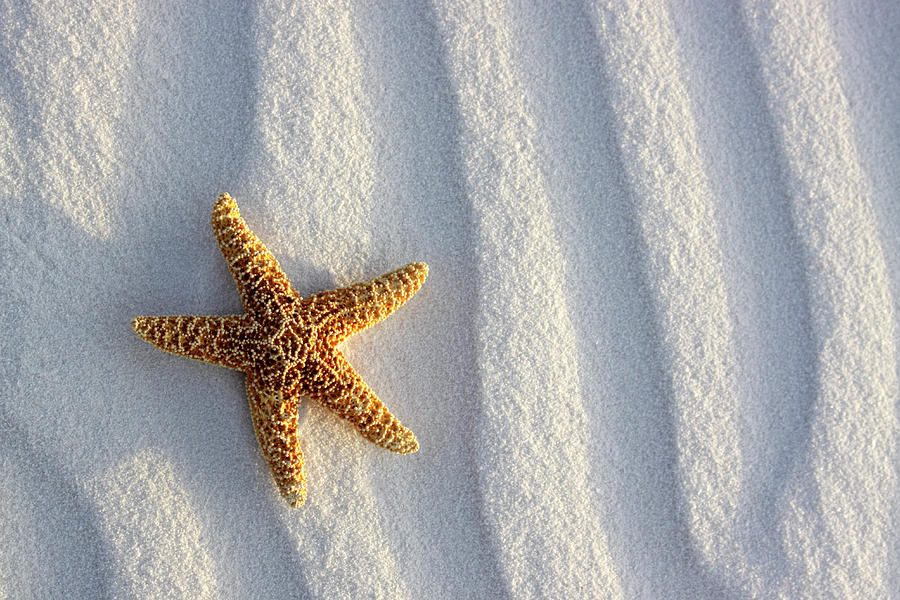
[1,1,897,598]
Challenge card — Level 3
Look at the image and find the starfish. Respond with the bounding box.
[132,193,426,507]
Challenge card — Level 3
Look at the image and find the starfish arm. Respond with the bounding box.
[132,315,252,370]
[212,193,301,322]
[246,378,307,507]
[306,262,428,344]
[306,350,419,454]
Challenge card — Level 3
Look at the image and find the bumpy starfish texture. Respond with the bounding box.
[132,193,426,507]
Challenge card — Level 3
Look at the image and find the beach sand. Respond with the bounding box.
[1,1,898,598]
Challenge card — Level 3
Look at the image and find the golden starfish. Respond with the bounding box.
[132,193,426,507]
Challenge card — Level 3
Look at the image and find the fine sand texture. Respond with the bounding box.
[1,2,898,598]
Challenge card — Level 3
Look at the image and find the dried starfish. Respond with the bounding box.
[132,193,426,507]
